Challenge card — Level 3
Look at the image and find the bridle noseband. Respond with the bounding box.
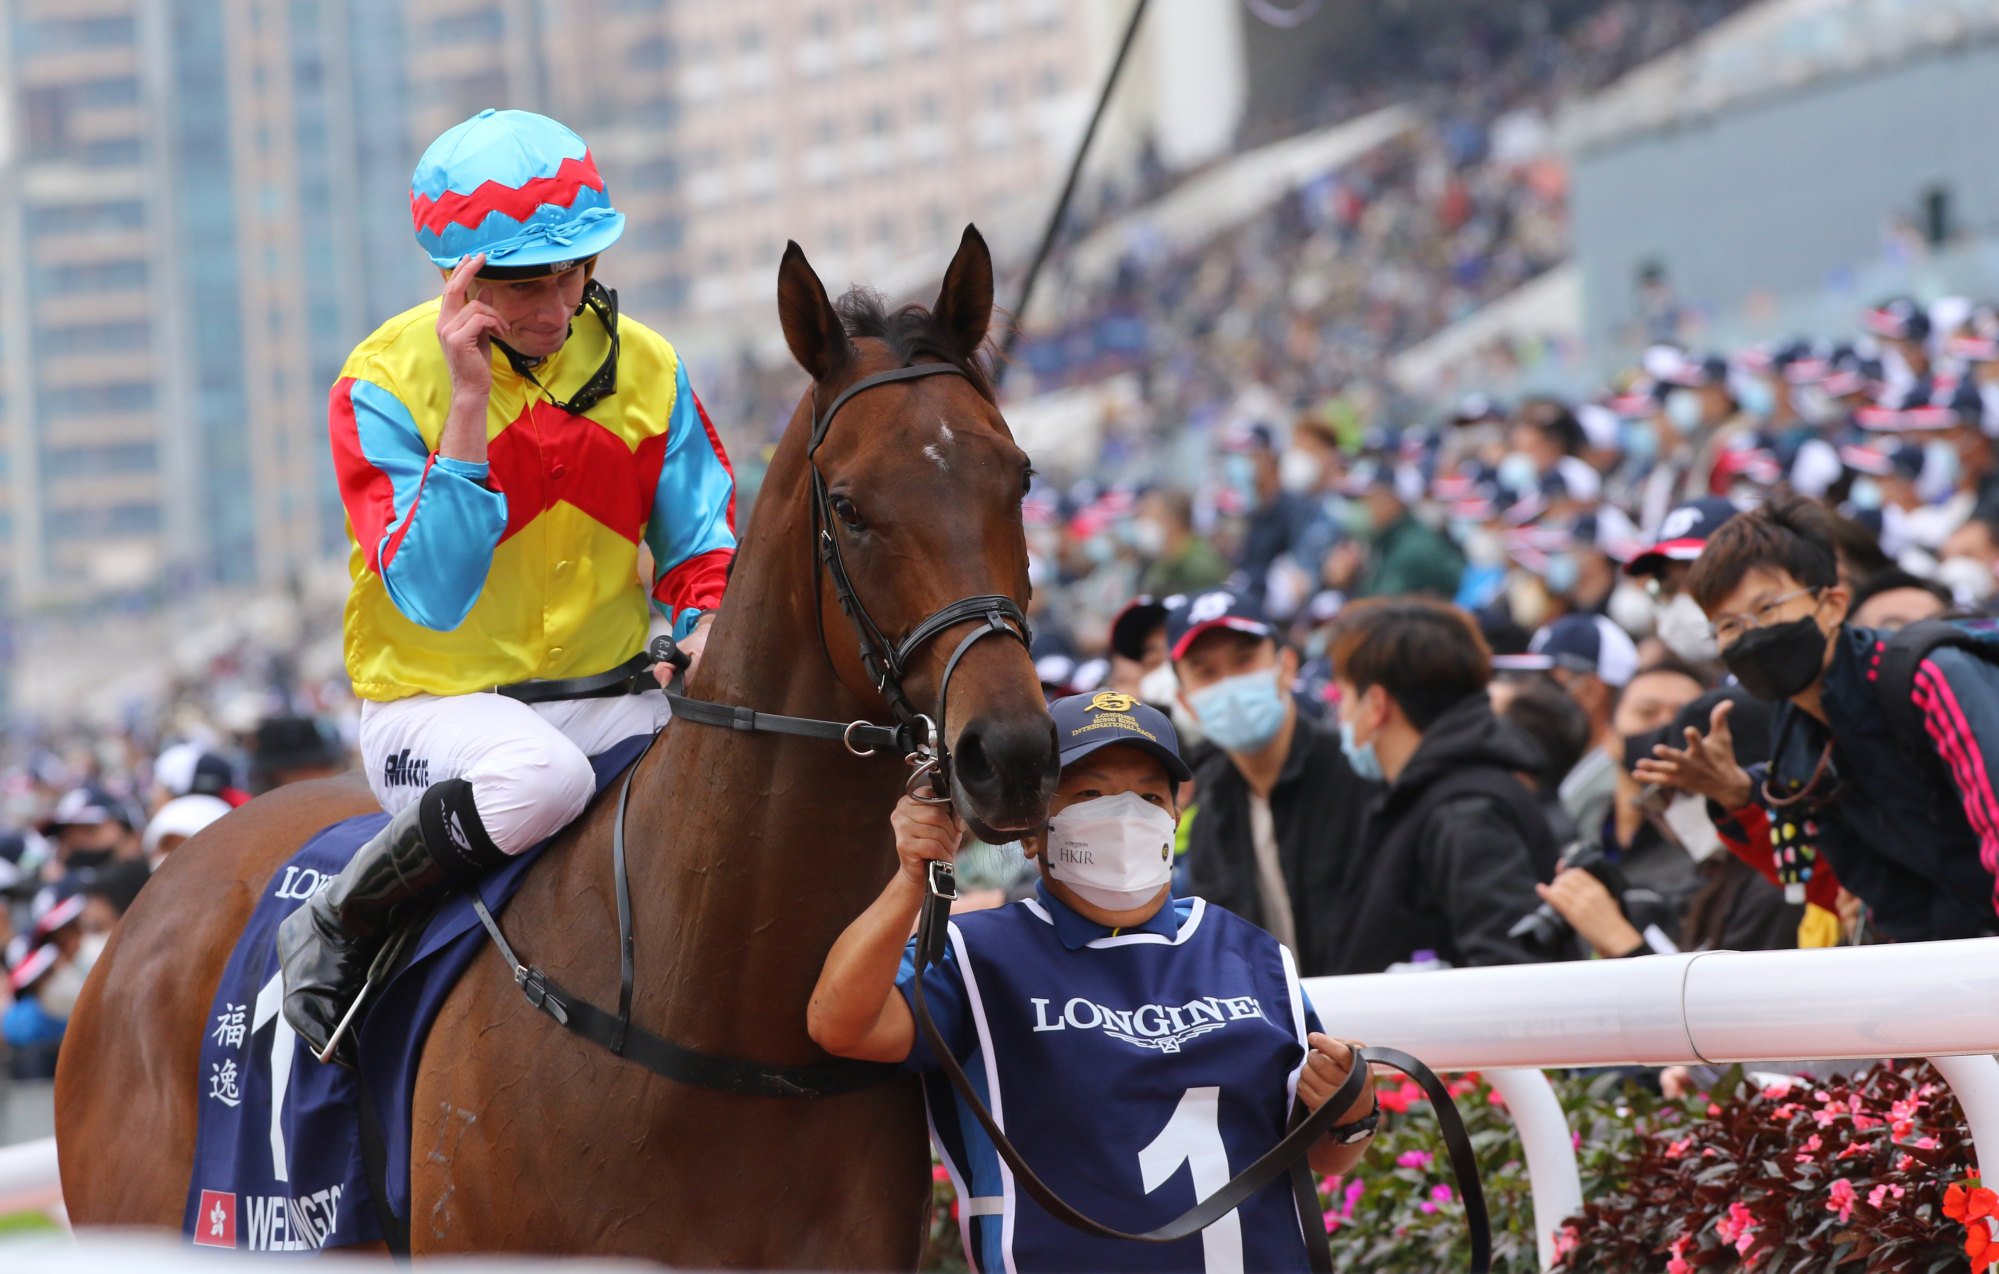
[665,360,1031,800]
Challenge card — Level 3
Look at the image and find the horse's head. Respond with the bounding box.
[776,227,1058,840]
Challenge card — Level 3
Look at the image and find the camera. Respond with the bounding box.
[1507,840,1636,958]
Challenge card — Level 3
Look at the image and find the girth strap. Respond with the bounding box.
[470,731,897,1100]
[910,862,1491,1272]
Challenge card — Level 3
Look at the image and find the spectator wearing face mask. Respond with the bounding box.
[141,793,233,870]
[1642,489,1999,942]
[1169,590,1377,976]
[1503,613,1643,841]
[1488,673,1591,846]
[40,786,140,879]
[1847,568,1951,632]
[1324,597,1559,974]
[1938,513,1999,610]
[4,938,80,1079]
[1541,688,1811,1114]
[1133,489,1230,599]
[1330,460,1464,600]
[1623,496,1740,668]
[1223,425,1330,609]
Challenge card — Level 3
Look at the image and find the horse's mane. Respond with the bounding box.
[833,287,996,402]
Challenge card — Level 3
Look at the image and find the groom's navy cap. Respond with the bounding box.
[1050,691,1194,783]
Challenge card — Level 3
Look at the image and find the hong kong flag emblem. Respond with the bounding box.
[194,1189,237,1248]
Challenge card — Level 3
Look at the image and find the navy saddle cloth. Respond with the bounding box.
[181,736,649,1253]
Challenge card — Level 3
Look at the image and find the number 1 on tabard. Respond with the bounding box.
[1137,1086,1244,1273]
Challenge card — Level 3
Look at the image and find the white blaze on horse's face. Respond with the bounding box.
[923,416,956,473]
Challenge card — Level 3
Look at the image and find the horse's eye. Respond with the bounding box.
[831,495,865,529]
[1021,466,1037,496]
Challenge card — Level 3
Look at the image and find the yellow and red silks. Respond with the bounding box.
[329,297,735,702]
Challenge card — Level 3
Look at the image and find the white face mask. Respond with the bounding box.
[36,959,85,1019]
[1938,555,1999,605]
[1279,449,1324,495]
[1043,791,1176,911]
[1655,591,1717,664]
[1606,580,1657,639]
[75,931,108,977]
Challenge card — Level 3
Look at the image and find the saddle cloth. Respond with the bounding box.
[181,735,650,1253]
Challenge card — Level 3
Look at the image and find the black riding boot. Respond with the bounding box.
[277,779,504,1064]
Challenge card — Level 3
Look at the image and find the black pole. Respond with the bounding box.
[995,0,1150,384]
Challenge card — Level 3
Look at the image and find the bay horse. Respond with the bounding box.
[55,226,1059,1265]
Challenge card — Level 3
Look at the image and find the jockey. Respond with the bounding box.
[808,693,1376,1271]
[279,109,736,1061]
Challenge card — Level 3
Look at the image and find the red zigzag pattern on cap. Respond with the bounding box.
[411,151,604,236]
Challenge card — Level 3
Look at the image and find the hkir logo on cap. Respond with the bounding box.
[1090,691,1138,713]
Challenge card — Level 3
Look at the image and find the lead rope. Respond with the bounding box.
[912,861,1491,1272]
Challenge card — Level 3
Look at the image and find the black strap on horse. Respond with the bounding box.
[491,651,659,705]
[660,359,1032,801]
[470,726,897,1099]
[910,861,1492,1274]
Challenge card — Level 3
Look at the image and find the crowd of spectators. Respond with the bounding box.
[10,0,1994,1107]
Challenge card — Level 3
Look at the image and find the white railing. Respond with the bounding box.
[7,939,1996,1269]
[1302,936,1999,1271]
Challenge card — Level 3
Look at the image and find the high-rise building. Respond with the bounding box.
[660,0,1107,335]
[0,0,417,610]
[0,0,1171,626]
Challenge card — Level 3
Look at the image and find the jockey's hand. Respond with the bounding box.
[654,614,715,688]
[1298,1033,1375,1127]
[438,253,504,401]
[892,789,964,888]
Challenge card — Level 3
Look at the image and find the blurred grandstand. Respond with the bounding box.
[12,0,1993,790]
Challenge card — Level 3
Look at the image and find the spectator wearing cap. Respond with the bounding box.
[1133,489,1229,599]
[1487,675,1590,846]
[1848,568,1950,632]
[1104,595,1170,699]
[1541,686,1805,971]
[150,741,249,814]
[1625,497,1739,667]
[1508,614,1642,840]
[142,793,233,870]
[1939,513,1999,610]
[42,786,139,878]
[1324,597,1559,974]
[1328,460,1464,601]
[1866,296,1933,391]
[1643,490,1999,942]
[247,714,349,793]
[1168,590,1376,975]
[4,937,79,1079]
[1223,425,1330,609]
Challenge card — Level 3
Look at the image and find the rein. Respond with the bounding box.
[471,359,1031,1099]
[463,357,1489,1265]
[909,861,1492,1274]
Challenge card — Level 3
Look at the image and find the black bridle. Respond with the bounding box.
[464,362,1487,1269]
[663,360,1032,800]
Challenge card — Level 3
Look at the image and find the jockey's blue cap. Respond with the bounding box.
[411,108,625,273]
[1050,692,1194,784]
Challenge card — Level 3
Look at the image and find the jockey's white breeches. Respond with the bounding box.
[357,691,670,855]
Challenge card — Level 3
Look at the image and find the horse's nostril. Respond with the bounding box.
[954,727,998,786]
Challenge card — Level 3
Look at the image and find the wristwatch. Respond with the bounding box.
[1326,1097,1381,1145]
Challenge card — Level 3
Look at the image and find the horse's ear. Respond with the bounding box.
[932,224,994,357]
[777,241,852,382]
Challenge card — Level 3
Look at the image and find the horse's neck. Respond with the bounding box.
[632,459,905,1059]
